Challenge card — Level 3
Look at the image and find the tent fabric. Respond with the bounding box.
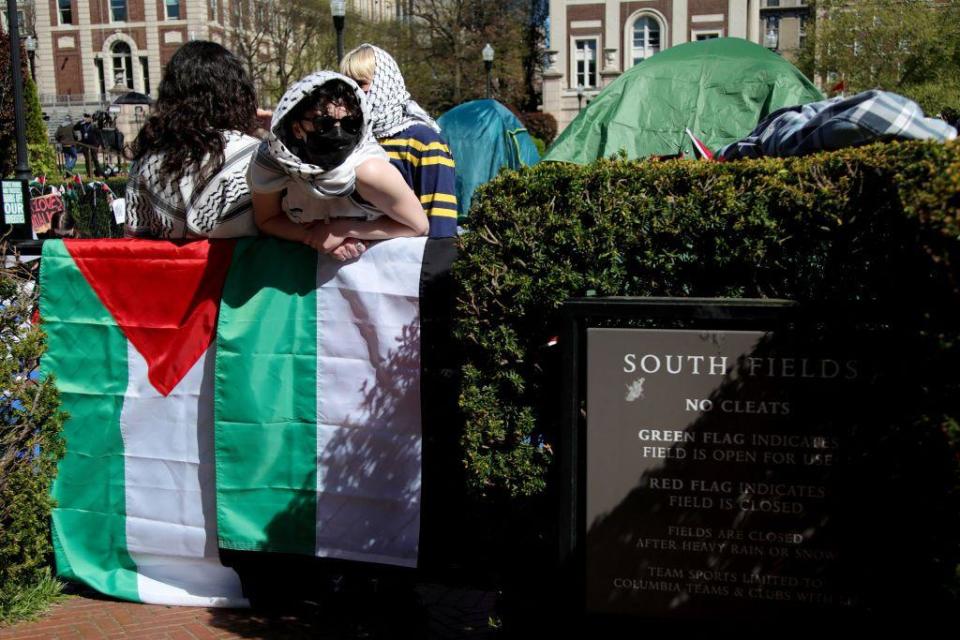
[437,99,540,221]
[544,38,824,164]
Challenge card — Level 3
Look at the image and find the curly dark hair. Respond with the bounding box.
[133,41,258,187]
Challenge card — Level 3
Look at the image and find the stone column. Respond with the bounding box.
[673,0,688,47]
[34,0,56,101]
[76,0,98,103]
[727,0,748,39]
[145,0,162,97]
[748,0,761,43]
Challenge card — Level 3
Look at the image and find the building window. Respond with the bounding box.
[95,58,106,96]
[58,0,73,25]
[140,56,150,94]
[209,0,218,21]
[111,41,134,89]
[766,0,780,7]
[111,0,128,23]
[165,0,181,19]
[693,30,722,41]
[572,38,598,89]
[630,15,662,66]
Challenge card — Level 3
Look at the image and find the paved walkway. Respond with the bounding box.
[0,584,499,639]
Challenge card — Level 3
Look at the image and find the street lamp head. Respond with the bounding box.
[24,36,37,52]
[576,83,584,98]
[482,43,495,63]
[330,0,346,18]
[764,28,779,50]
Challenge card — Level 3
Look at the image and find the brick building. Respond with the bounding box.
[32,1,275,111]
[543,0,765,131]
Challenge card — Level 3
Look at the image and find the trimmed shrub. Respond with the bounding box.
[453,141,960,602]
[521,111,557,146]
[455,141,960,497]
[64,178,126,238]
[0,249,67,622]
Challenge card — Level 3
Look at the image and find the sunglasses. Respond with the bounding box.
[303,114,364,135]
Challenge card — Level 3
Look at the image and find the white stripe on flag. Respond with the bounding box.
[314,237,428,567]
[120,343,247,606]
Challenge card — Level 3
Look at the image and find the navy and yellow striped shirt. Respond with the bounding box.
[380,124,458,238]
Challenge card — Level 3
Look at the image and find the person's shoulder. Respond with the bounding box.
[355,156,393,181]
[223,130,262,151]
[390,123,445,145]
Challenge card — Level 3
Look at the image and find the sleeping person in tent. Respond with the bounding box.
[248,71,428,259]
[340,44,458,238]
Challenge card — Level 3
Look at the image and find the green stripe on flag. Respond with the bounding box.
[40,241,140,602]
[215,238,319,554]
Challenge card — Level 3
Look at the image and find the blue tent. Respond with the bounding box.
[438,99,540,221]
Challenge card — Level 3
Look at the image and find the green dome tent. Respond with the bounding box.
[543,37,824,163]
[438,99,540,221]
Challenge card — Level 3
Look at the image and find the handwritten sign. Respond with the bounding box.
[30,193,65,234]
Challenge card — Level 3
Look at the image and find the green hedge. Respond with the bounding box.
[36,177,127,238]
[455,140,960,498]
[453,139,960,607]
[0,254,67,622]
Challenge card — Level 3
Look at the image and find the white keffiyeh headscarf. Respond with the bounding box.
[249,71,386,199]
[364,44,441,139]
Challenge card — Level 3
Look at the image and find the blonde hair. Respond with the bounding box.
[340,45,377,84]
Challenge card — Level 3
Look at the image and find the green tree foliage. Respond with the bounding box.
[257,1,543,115]
[812,0,960,113]
[0,25,58,179]
[0,250,67,621]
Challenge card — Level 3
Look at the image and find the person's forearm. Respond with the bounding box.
[329,217,425,241]
[257,214,309,243]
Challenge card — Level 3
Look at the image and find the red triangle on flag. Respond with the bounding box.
[66,239,236,396]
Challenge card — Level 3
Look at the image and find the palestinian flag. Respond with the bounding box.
[215,237,433,568]
[40,240,246,606]
[40,236,457,604]
[685,128,715,161]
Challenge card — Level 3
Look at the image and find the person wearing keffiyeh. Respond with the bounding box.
[341,44,459,238]
[248,71,428,261]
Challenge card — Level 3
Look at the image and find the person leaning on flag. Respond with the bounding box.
[248,71,428,261]
[341,44,458,238]
[124,41,262,239]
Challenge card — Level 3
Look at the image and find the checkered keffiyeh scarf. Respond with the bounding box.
[719,90,957,160]
[249,71,386,199]
[365,44,441,139]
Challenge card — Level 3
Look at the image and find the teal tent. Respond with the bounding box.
[544,38,824,163]
[438,99,540,221]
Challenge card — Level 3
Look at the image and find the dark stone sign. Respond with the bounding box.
[561,298,957,623]
[585,327,855,617]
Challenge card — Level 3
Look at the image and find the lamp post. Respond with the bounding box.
[6,0,31,182]
[482,43,494,99]
[576,84,584,112]
[331,0,346,65]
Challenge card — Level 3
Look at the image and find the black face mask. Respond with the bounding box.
[299,125,361,170]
